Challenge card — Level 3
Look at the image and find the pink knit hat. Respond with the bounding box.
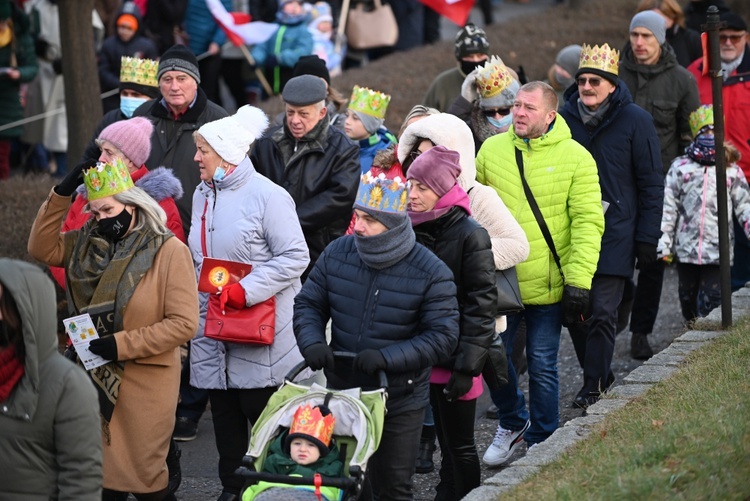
[407,145,462,198]
[98,117,154,167]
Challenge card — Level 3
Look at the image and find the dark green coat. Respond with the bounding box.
[0,4,38,138]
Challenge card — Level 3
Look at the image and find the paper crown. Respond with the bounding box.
[84,159,134,201]
[355,171,409,213]
[476,56,515,100]
[289,404,335,448]
[578,43,620,77]
[120,56,159,88]
[348,85,391,119]
[689,104,714,137]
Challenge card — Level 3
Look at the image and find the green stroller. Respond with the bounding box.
[237,352,388,500]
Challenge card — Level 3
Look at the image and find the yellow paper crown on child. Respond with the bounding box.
[348,85,391,119]
[689,104,714,138]
[84,159,134,201]
[475,56,515,100]
[119,56,159,88]
[289,404,336,449]
[355,171,409,213]
[578,43,620,76]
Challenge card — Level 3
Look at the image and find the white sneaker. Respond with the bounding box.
[482,420,530,466]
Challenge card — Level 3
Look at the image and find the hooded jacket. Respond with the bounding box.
[476,115,604,304]
[0,3,38,138]
[0,259,102,501]
[560,82,665,277]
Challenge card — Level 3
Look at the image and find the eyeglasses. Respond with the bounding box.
[577,77,603,87]
[482,108,511,118]
[719,33,746,43]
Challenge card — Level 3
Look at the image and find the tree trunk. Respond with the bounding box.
[59,0,102,166]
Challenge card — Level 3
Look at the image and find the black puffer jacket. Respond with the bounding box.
[251,118,360,277]
[293,236,460,415]
[413,207,497,377]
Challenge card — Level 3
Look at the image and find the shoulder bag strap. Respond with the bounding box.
[200,199,209,258]
[514,147,565,283]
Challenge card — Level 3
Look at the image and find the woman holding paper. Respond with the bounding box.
[28,158,199,501]
[188,105,309,501]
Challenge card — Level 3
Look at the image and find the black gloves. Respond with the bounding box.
[444,372,473,402]
[34,38,49,58]
[303,343,334,371]
[353,349,386,376]
[562,285,591,327]
[52,58,63,75]
[55,159,97,197]
[635,242,657,270]
[89,336,118,361]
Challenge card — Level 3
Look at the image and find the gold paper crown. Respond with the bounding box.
[475,56,515,99]
[348,85,391,119]
[289,404,335,448]
[355,171,409,213]
[578,43,620,76]
[120,56,159,88]
[689,104,714,137]
[84,159,134,201]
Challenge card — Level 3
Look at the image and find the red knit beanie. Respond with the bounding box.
[98,117,154,167]
[406,145,462,198]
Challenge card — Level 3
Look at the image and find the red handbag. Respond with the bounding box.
[200,201,276,345]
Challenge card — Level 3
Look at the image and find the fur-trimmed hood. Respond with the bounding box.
[76,166,184,202]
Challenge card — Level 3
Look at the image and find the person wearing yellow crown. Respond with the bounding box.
[560,42,664,409]
[658,104,750,323]
[242,404,344,501]
[28,158,199,501]
[344,85,397,174]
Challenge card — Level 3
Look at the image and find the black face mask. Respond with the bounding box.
[460,59,484,76]
[97,207,133,242]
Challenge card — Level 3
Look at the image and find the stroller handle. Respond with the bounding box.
[286,351,389,389]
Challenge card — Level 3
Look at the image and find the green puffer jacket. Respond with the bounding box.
[0,4,38,138]
[476,116,604,305]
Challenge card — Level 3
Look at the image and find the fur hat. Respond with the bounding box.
[407,145,462,198]
[98,117,154,167]
[158,44,201,84]
[198,106,269,165]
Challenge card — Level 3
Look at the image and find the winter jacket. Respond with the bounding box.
[293,236,460,415]
[476,116,604,304]
[659,155,750,265]
[189,156,310,390]
[0,3,37,138]
[423,66,464,112]
[688,47,750,180]
[184,0,229,54]
[142,0,188,54]
[28,190,199,494]
[560,83,665,277]
[250,118,360,277]
[49,166,186,289]
[683,0,730,32]
[666,24,702,68]
[133,87,229,237]
[356,127,396,173]
[413,207,497,376]
[251,19,313,95]
[0,260,101,501]
[618,43,700,171]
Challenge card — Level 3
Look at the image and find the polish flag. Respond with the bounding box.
[205,0,278,47]
[419,0,476,27]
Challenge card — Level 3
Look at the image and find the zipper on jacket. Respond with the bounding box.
[357,280,379,348]
[698,166,709,265]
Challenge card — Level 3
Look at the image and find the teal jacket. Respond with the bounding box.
[476,116,604,304]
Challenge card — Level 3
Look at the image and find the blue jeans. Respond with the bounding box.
[490,303,562,445]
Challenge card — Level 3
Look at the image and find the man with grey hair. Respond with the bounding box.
[251,75,360,279]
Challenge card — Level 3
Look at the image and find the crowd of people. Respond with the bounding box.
[0,0,749,500]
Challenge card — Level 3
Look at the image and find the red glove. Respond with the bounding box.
[220,282,246,310]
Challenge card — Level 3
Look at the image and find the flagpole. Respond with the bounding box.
[237,44,274,97]
[336,0,351,54]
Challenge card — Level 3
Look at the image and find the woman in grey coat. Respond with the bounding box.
[0,258,102,500]
[187,105,310,501]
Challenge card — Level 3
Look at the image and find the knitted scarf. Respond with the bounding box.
[577,96,612,128]
[354,216,416,270]
[0,346,24,403]
[408,183,472,227]
[686,129,716,166]
[66,221,167,443]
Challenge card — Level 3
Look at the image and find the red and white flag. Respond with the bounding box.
[419,0,476,27]
[205,0,278,47]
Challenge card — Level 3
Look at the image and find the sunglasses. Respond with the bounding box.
[482,108,511,118]
[719,33,746,43]
[577,76,603,87]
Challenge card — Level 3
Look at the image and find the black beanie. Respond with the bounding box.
[293,55,331,85]
[158,44,201,84]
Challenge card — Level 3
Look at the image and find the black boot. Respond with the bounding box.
[631,332,654,360]
[167,439,182,495]
[415,425,436,474]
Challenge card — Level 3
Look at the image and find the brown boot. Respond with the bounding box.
[630,332,654,360]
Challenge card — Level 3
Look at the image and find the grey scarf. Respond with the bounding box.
[577,95,612,128]
[722,54,743,80]
[354,216,416,270]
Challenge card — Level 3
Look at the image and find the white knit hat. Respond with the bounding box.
[198,106,269,165]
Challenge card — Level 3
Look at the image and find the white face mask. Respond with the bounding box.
[120,96,149,118]
[213,162,227,182]
[488,113,513,130]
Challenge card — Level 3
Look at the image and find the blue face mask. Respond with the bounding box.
[120,96,148,118]
[213,163,227,182]
[488,113,513,130]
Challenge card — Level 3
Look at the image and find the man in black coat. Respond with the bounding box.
[251,75,360,280]
[294,175,460,500]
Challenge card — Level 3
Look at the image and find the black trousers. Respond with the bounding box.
[208,387,278,494]
[430,384,480,500]
[677,262,721,321]
[177,344,208,423]
[630,259,665,335]
[101,487,174,501]
[569,275,625,396]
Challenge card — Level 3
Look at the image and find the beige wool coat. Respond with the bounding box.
[28,189,199,495]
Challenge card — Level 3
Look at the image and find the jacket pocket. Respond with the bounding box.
[651,100,678,130]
